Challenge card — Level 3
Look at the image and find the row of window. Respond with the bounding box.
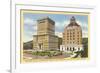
[66,41,80,44]
[67,32,80,36]
[67,37,80,40]
[64,47,80,51]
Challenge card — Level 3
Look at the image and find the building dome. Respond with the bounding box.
[70,16,76,22]
[67,16,80,27]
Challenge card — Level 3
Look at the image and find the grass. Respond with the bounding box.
[32,50,62,57]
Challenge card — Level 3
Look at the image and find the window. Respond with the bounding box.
[73,31,75,34]
[73,47,75,51]
[78,48,80,51]
[67,32,69,35]
[70,47,71,51]
[67,47,69,51]
[70,41,72,44]
[77,31,79,34]
[67,35,69,37]
[78,40,79,42]
[67,38,69,40]
[70,32,72,35]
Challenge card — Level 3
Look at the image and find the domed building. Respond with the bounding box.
[60,16,83,53]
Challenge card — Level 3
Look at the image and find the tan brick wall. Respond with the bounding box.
[33,35,58,50]
[63,26,82,45]
[33,17,58,50]
[37,18,55,35]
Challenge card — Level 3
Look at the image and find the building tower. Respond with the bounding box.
[61,16,83,52]
[37,17,55,35]
[33,17,58,51]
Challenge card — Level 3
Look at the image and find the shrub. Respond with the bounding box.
[32,51,63,57]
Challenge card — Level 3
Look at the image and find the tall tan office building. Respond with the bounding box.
[61,16,83,52]
[33,17,58,51]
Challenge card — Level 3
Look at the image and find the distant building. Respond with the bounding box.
[33,17,58,51]
[60,16,83,52]
[58,37,62,49]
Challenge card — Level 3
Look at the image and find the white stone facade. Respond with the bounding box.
[60,44,83,52]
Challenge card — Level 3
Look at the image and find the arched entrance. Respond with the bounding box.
[38,43,43,50]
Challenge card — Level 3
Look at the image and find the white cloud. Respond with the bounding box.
[55,32,63,37]
[24,18,37,25]
[55,20,88,38]
[24,18,37,31]
[77,20,88,37]
[23,18,88,42]
[77,21,88,30]
[24,35,33,42]
[24,18,37,42]
[55,20,69,32]
[55,20,70,37]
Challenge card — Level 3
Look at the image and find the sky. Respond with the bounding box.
[23,12,88,42]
